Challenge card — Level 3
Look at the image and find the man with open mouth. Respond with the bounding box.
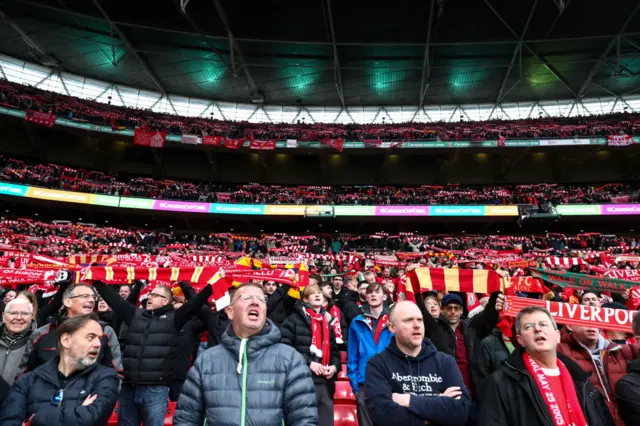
[479,306,615,426]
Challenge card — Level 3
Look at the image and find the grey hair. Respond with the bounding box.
[514,306,557,334]
[63,284,96,300]
[4,298,34,314]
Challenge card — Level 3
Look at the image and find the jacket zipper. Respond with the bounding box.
[505,361,554,426]
[240,342,248,426]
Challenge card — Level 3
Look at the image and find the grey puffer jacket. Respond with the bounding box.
[174,319,318,426]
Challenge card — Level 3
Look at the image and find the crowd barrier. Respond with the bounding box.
[0,181,639,217]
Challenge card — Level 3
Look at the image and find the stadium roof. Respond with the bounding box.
[1,0,640,109]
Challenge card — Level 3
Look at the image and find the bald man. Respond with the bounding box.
[364,302,472,426]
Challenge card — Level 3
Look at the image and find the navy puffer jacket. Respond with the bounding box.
[174,319,318,426]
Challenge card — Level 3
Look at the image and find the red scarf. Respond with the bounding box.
[496,317,514,339]
[305,307,330,365]
[364,312,389,344]
[523,353,588,426]
[327,304,344,344]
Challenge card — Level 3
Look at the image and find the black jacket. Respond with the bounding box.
[94,281,211,385]
[364,338,472,426]
[0,356,119,426]
[266,284,296,326]
[474,327,512,402]
[416,291,500,397]
[180,282,228,348]
[332,287,358,316]
[345,300,366,326]
[615,359,640,426]
[280,302,341,392]
[479,348,616,426]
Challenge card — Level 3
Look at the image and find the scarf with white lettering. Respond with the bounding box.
[305,306,330,365]
[523,353,588,426]
[327,304,344,344]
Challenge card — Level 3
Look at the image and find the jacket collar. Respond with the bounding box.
[221,318,282,361]
[35,355,98,387]
[504,347,591,383]
[385,337,437,362]
[145,303,174,316]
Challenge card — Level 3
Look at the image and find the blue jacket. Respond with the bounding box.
[364,338,472,426]
[346,312,393,393]
[0,356,119,426]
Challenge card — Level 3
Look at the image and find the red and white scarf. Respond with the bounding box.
[305,307,330,365]
[364,312,389,344]
[327,304,344,344]
[523,353,588,426]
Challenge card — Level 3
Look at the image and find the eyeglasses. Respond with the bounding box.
[67,294,97,302]
[443,305,462,312]
[5,311,31,318]
[233,294,267,305]
[148,292,168,299]
[51,389,64,406]
[521,321,553,332]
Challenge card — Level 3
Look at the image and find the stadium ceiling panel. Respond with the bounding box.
[0,0,639,118]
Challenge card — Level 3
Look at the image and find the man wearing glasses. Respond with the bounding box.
[0,298,37,404]
[0,313,119,426]
[174,283,317,426]
[19,284,122,376]
[479,306,615,426]
[93,280,214,426]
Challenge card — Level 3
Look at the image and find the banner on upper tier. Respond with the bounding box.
[3,181,640,217]
[503,296,634,333]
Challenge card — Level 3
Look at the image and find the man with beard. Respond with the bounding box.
[19,284,122,375]
[365,301,472,426]
[479,306,615,426]
[0,299,37,404]
[174,283,317,426]
[0,313,119,426]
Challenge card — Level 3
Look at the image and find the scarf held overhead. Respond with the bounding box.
[530,267,637,292]
[407,267,505,294]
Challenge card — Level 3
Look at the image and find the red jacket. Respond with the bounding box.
[558,329,639,426]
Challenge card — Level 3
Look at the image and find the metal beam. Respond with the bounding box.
[0,8,48,58]
[496,0,538,103]
[210,0,261,99]
[91,0,167,94]
[484,0,576,97]
[418,0,436,108]
[323,0,347,108]
[577,1,640,98]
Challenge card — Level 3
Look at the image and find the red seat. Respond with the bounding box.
[340,351,347,363]
[334,404,358,426]
[164,401,177,426]
[108,402,118,426]
[337,364,348,381]
[334,380,356,405]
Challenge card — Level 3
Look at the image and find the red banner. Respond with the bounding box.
[249,140,276,150]
[321,138,344,152]
[181,134,199,145]
[202,135,224,146]
[224,138,245,150]
[607,134,635,146]
[604,269,640,282]
[134,128,166,148]
[0,269,58,286]
[503,296,634,333]
[24,110,56,127]
[497,135,506,147]
[364,139,382,147]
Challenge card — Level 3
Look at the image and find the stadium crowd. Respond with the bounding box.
[1,78,640,141]
[0,216,637,424]
[1,155,639,205]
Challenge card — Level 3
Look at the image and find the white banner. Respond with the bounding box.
[538,138,591,146]
[181,134,200,145]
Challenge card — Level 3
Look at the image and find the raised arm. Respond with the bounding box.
[36,276,72,325]
[125,281,143,306]
[92,281,136,326]
[174,284,213,330]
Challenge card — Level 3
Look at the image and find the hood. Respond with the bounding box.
[386,337,438,362]
[504,347,591,383]
[627,358,640,374]
[221,318,282,362]
[360,303,387,318]
[565,328,616,352]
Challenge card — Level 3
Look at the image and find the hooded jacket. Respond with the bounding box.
[479,348,615,426]
[558,329,639,425]
[0,356,119,426]
[364,338,472,426]
[615,358,640,426]
[474,327,513,401]
[18,313,122,376]
[346,306,393,394]
[174,319,318,426]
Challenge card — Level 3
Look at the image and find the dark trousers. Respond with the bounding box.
[314,383,334,426]
[169,379,185,402]
[356,387,373,426]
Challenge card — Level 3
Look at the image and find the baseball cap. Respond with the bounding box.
[441,294,463,307]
